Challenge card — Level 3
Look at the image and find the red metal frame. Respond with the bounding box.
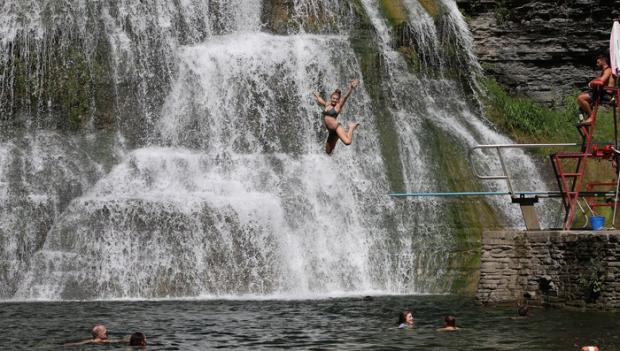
[585,182,620,209]
[550,87,620,230]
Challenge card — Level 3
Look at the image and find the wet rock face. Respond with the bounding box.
[458,0,620,107]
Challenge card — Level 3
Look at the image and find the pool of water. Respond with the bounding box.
[1,295,618,350]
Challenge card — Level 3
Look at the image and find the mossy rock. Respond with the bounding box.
[261,0,298,34]
[398,46,422,73]
[418,0,442,20]
[378,0,408,26]
[349,0,405,192]
[422,120,501,294]
[261,0,342,34]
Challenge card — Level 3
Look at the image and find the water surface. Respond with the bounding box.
[1,295,618,350]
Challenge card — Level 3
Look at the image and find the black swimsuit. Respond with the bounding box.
[322,107,339,117]
[322,107,340,133]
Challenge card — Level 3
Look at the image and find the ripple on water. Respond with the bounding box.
[0,296,619,350]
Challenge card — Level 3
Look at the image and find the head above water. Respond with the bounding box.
[398,310,414,325]
[444,315,456,328]
[330,89,342,106]
[517,305,529,316]
[91,324,108,340]
[129,332,147,346]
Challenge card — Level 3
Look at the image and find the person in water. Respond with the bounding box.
[510,304,529,320]
[129,332,147,346]
[397,310,414,328]
[436,315,460,332]
[64,324,110,346]
[313,79,361,155]
[577,54,616,124]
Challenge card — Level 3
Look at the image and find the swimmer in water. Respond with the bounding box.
[436,315,460,332]
[64,324,110,346]
[129,332,147,346]
[510,305,529,320]
[313,79,361,155]
[397,310,414,329]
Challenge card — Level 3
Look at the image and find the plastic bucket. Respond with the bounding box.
[590,215,605,230]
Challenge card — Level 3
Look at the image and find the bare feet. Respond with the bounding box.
[580,116,594,125]
[577,120,592,127]
[577,113,595,126]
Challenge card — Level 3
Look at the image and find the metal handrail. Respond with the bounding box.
[468,143,577,193]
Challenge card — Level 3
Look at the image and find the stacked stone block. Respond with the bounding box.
[478,230,620,311]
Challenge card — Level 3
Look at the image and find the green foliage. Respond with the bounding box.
[483,77,620,226]
[494,0,511,25]
[482,78,579,143]
[483,77,620,149]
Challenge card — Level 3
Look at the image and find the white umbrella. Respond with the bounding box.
[610,21,620,76]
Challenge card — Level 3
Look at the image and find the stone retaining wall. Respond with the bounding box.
[477,230,620,311]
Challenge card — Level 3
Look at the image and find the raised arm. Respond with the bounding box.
[338,79,358,109]
[314,92,327,107]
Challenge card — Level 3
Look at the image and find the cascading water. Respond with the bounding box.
[359,0,556,225]
[1,0,553,300]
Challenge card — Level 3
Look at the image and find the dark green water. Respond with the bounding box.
[1,295,618,350]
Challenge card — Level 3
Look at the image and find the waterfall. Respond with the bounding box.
[359,0,553,222]
[1,0,551,300]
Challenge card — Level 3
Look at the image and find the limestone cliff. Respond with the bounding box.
[458,0,620,106]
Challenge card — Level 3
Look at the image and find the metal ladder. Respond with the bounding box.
[583,87,620,226]
[550,94,601,230]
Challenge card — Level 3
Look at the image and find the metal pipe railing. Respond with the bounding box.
[468,143,577,194]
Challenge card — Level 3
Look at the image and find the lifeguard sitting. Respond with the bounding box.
[577,54,616,124]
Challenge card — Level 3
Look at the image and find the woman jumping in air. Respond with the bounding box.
[313,79,360,155]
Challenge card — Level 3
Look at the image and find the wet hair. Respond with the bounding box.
[331,89,342,98]
[129,332,147,346]
[518,305,529,316]
[444,315,456,327]
[91,325,108,340]
[597,54,609,65]
[398,310,413,325]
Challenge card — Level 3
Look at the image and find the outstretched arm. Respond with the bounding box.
[339,79,359,108]
[314,92,327,106]
[64,340,95,346]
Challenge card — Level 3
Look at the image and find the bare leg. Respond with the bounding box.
[578,92,593,122]
[335,122,360,145]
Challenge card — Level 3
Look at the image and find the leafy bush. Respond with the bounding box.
[482,78,584,143]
